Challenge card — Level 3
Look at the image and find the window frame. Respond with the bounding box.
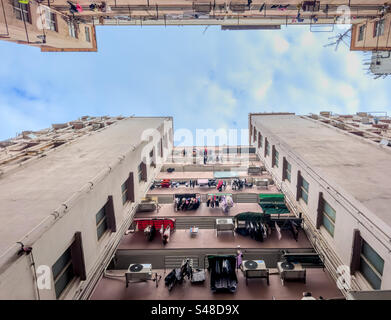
[121,181,128,205]
[85,26,91,42]
[52,247,75,299]
[300,177,309,204]
[322,200,336,237]
[373,19,385,37]
[138,162,143,182]
[96,206,108,240]
[12,0,31,24]
[359,240,384,290]
[284,160,291,182]
[68,21,78,38]
[45,9,58,32]
[265,140,270,157]
[358,24,365,41]
[273,149,279,168]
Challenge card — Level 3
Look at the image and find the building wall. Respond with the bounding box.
[0,118,173,299]
[351,14,391,51]
[250,116,391,292]
[0,1,96,51]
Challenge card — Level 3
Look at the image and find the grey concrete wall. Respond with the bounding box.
[0,118,173,299]
[251,118,391,291]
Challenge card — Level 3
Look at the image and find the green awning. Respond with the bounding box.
[259,194,290,214]
[259,193,285,202]
[260,204,290,214]
[235,211,270,222]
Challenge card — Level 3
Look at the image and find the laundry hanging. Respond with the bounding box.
[76,3,83,12]
[174,194,201,211]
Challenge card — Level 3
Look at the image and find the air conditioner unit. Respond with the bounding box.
[216,218,234,235]
[242,260,268,277]
[125,263,152,285]
[216,218,233,229]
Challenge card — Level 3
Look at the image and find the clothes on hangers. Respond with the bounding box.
[174,195,201,211]
[161,225,171,245]
[217,180,224,192]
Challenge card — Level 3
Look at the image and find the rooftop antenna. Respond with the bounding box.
[323,28,352,51]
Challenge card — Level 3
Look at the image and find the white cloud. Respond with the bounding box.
[272,36,290,54]
[253,79,273,102]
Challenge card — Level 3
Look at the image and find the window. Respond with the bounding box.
[265,140,270,157]
[253,128,257,142]
[283,159,291,182]
[374,19,385,37]
[300,177,309,204]
[68,22,77,38]
[322,200,336,237]
[121,181,128,205]
[85,26,91,42]
[138,161,147,182]
[273,149,279,168]
[358,24,365,41]
[96,206,108,240]
[45,10,57,32]
[258,133,262,148]
[52,247,74,299]
[360,240,384,289]
[12,0,31,23]
[138,163,143,182]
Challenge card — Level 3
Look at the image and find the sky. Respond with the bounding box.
[0,24,391,143]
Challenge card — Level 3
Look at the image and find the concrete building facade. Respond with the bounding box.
[1,1,389,52]
[0,0,97,51]
[351,12,391,51]
[249,112,391,293]
[0,116,173,299]
[1,112,391,300]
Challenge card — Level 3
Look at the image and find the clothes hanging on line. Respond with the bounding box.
[174,195,201,211]
[221,195,234,213]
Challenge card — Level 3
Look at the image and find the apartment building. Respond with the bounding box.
[0,116,173,299]
[249,112,391,294]
[351,12,391,51]
[0,0,97,51]
[2,112,390,300]
[1,1,388,52]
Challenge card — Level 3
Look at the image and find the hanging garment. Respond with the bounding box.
[67,1,78,13]
[162,226,171,245]
[217,180,223,191]
[76,3,83,12]
[275,221,282,240]
[236,252,243,269]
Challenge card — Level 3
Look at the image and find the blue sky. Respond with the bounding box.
[0,24,391,142]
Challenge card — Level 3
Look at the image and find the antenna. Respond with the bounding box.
[323,28,352,51]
